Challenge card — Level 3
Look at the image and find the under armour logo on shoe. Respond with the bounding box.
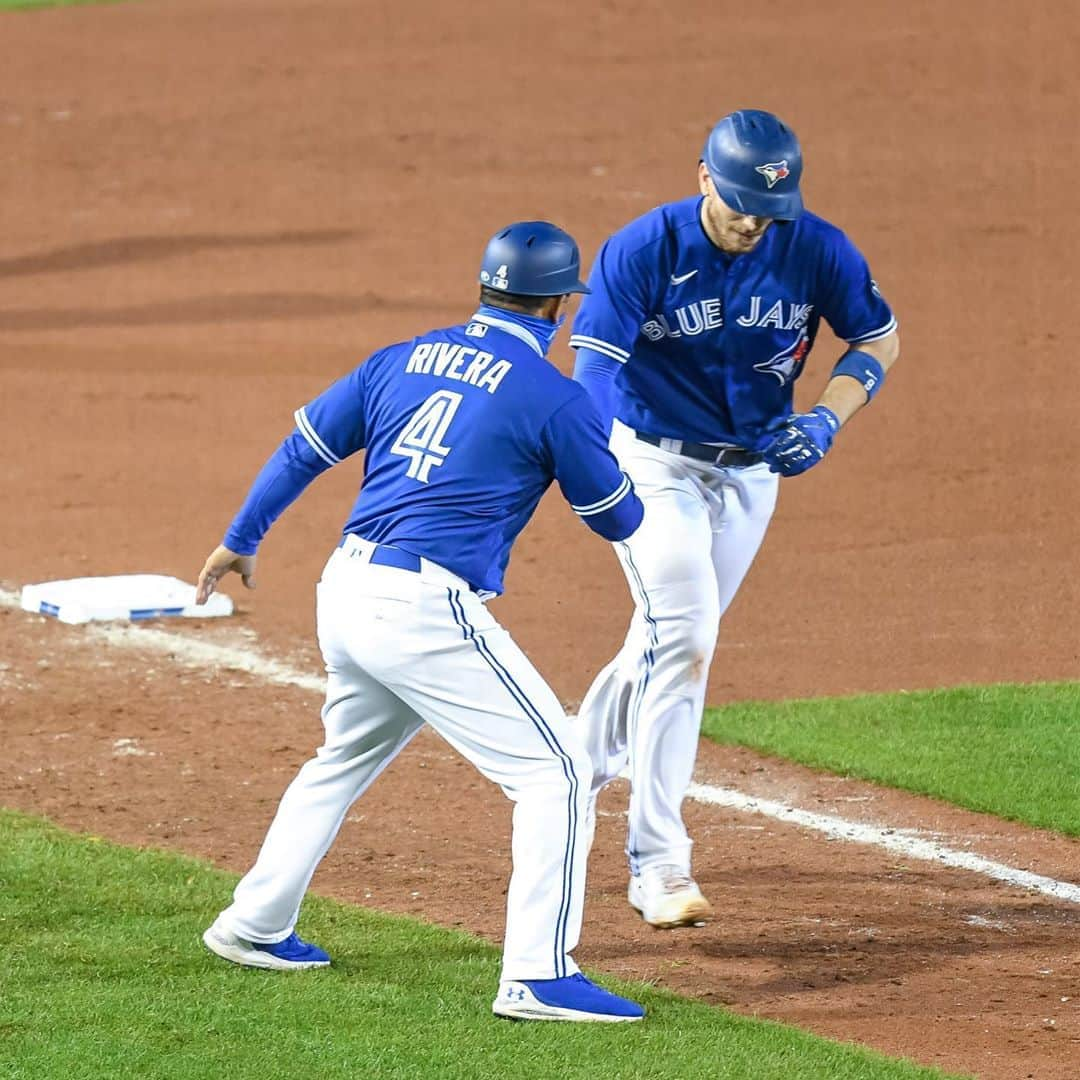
[506,987,526,1001]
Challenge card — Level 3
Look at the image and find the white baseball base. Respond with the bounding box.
[20,574,234,623]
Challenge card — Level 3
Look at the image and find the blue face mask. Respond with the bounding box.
[476,305,566,355]
[544,314,567,346]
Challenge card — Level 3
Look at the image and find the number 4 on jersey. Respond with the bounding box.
[390,390,463,483]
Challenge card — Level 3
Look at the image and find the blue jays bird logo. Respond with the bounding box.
[754,329,809,385]
[754,160,790,189]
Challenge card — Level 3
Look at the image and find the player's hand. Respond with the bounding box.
[196,544,256,605]
[760,405,840,477]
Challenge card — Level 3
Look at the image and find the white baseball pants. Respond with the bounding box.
[219,535,592,982]
[579,421,779,876]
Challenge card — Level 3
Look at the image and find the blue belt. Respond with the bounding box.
[338,537,422,572]
[634,431,763,468]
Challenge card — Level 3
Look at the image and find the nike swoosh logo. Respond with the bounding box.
[670,270,698,285]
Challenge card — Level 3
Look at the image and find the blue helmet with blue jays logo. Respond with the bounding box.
[702,109,803,221]
[478,221,590,297]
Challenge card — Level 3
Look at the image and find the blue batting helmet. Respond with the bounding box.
[478,221,590,296]
[702,109,803,221]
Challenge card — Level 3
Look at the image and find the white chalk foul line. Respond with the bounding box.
[687,782,1080,905]
[5,583,1079,905]
[0,585,325,693]
[92,621,327,694]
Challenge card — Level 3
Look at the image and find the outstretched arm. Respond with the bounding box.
[196,365,369,603]
[195,432,333,603]
[542,389,643,541]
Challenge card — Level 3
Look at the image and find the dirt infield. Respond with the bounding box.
[3,1,1079,1076]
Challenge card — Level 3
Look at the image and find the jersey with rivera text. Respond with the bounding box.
[568,197,897,449]
[281,308,638,595]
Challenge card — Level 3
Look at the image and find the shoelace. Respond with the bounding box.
[651,864,695,893]
[567,973,613,997]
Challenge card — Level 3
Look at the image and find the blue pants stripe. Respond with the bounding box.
[619,543,658,876]
[446,588,578,978]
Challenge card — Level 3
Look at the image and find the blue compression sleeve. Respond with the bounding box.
[223,431,333,554]
[572,347,621,434]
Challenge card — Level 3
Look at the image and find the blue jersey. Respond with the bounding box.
[569,197,897,449]
[223,307,642,595]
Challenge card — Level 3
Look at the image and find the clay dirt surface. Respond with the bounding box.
[2,2,1079,1078]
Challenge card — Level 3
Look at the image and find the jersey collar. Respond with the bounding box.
[470,307,547,357]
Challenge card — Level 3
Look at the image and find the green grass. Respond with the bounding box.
[703,681,1080,835]
[0,811,961,1080]
[0,0,123,10]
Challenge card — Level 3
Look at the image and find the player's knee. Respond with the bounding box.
[564,755,596,811]
[513,738,593,803]
[687,650,710,685]
[664,605,720,656]
[646,610,717,689]
[538,737,592,799]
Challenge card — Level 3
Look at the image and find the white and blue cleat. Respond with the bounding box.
[628,864,713,929]
[202,919,642,1021]
[202,918,331,971]
[493,973,645,1023]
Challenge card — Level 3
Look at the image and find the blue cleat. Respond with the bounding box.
[203,918,330,971]
[493,973,645,1022]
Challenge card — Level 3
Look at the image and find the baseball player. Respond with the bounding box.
[195,222,647,1023]
[570,109,900,927]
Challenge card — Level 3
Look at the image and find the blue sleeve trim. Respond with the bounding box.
[584,490,644,542]
[846,316,898,345]
[294,406,343,465]
[571,473,631,516]
[568,334,630,363]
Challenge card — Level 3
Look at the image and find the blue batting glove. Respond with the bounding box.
[761,405,840,477]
